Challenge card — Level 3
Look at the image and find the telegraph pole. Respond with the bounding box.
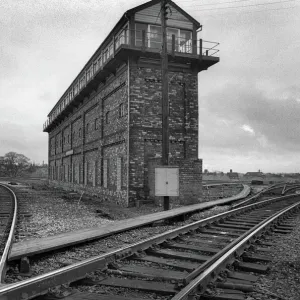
[161,0,170,210]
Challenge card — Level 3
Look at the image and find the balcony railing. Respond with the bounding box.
[43,29,219,131]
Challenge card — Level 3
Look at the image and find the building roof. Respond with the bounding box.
[227,172,239,179]
[245,172,265,177]
[127,0,201,28]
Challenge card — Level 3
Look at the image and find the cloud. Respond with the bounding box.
[1,0,300,173]
[241,124,255,135]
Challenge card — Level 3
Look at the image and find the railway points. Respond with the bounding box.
[9,184,250,261]
[0,192,299,300]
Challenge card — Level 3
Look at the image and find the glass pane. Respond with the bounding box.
[179,30,192,53]
[167,28,179,51]
[135,23,148,46]
[149,25,162,49]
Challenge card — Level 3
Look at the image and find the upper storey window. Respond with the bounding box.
[166,27,192,53]
[115,26,128,50]
[136,23,162,49]
[136,23,192,53]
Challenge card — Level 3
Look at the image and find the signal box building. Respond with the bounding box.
[43,0,219,207]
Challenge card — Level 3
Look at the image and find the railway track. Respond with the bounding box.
[0,193,299,300]
[0,184,17,283]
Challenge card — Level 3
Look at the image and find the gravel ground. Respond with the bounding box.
[0,178,244,243]
[13,188,114,242]
[248,214,300,300]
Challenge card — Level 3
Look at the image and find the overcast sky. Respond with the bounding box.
[1,0,299,173]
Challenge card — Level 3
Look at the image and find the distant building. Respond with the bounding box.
[227,169,239,180]
[244,172,265,179]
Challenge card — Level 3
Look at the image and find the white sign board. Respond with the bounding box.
[155,167,179,196]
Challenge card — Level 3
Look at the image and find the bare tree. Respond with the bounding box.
[0,152,31,177]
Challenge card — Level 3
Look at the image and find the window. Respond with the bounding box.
[149,25,162,49]
[106,111,110,124]
[179,30,192,53]
[103,49,108,64]
[115,26,128,49]
[95,118,98,130]
[86,123,89,134]
[166,27,192,53]
[79,128,82,138]
[136,23,148,47]
[93,61,98,74]
[86,69,91,82]
[108,42,113,57]
[119,103,125,118]
[98,55,102,69]
[67,135,70,143]
[136,24,162,48]
[74,83,79,95]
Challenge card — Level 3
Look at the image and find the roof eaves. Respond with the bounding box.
[127,0,201,29]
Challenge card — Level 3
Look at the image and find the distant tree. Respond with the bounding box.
[0,152,31,177]
[27,163,38,174]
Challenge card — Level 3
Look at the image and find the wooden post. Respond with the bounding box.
[161,0,170,211]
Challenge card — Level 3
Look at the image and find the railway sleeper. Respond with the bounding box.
[241,253,271,263]
[165,242,220,254]
[131,255,199,271]
[94,277,178,295]
[107,264,187,281]
[146,248,211,262]
[52,292,145,300]
[202,289,246,300]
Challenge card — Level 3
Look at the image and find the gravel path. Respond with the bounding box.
[249,214,300,300]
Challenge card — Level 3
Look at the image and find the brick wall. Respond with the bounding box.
[128,60,201,206]
[48,58,202,207]
[48,64,129,206]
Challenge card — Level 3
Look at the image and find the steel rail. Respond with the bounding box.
[231,182,284,209]
[172,200,300,300]
[0,193,299,299]
[0,184,18,283]
[231,186,269,209]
